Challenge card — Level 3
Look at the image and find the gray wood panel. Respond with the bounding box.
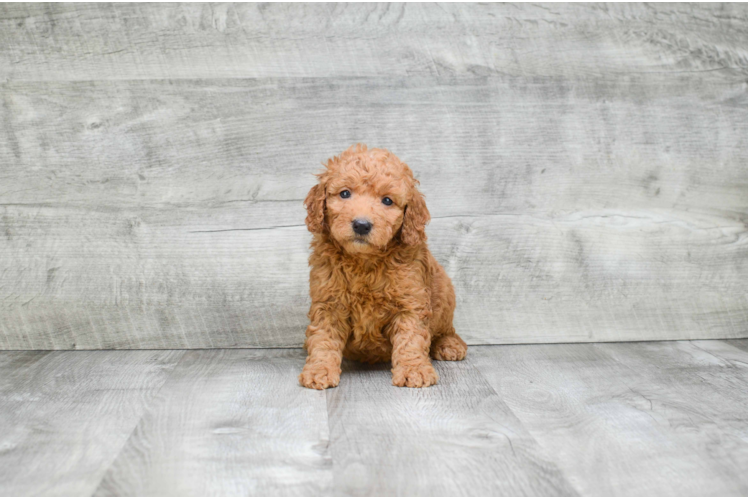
[1,344,747,495]
[725,338,748,354]
[2,3,747,81]
[1,3,747,349]
[471,341,748,496]
[596,340,748,473]
[1,76,746,348]
[94,349,332,496]
[326,358,577,496]
[0,350,183,496]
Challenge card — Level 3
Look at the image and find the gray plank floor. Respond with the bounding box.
[1,340,747,496]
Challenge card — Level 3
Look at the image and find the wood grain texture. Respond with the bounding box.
[725,338,748,353]
[326,358,577,496]
[1,3,747,349]
[1,3,747,81]
[596,339,748,483]
[0,349,183,496]
[1,76,746,348]
[94,349,332,496]
[1,344,747,495]
[471,341,748,496]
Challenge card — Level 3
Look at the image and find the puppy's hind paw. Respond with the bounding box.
[430,334,467,361]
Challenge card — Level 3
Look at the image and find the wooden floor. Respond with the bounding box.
[1,340,747,496]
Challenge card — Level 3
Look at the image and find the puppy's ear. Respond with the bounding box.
[304,182,327,234]
[401,188,430,246]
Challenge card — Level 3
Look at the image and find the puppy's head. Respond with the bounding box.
[305,144,430,254]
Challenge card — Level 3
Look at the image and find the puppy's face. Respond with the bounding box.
[325,172,408,254]
[305,145,430,254]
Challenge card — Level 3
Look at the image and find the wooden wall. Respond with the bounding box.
[1,3,747,349]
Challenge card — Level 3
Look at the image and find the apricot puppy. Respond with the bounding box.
[299,144,467,389]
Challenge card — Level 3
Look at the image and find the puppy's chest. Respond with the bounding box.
[345,274,400,333]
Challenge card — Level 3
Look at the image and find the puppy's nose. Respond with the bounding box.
[352,219,373,236]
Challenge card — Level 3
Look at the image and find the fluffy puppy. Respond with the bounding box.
[299,144,467,389]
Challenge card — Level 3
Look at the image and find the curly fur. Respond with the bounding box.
[299,144,467,389]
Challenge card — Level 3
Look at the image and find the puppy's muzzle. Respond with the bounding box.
[352,219,373,236]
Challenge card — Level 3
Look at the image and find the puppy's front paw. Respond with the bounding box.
[392,362,439,388]
[299,362,341,390]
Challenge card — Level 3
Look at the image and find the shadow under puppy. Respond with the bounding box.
[300,144,467,389]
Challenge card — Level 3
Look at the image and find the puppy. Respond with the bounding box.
[299,144,467,389]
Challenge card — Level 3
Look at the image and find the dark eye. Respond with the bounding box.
[340,190,351,199]
[382,197,393,206]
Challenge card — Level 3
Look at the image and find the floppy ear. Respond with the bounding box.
[304,182,327,234]
[401,188,430,246]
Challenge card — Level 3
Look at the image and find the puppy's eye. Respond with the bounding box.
[340,190,351,199]
[382,197,393,206]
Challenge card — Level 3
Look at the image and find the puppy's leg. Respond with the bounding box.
[388,314,439,388]
[430,330,467,361]
[428,265,467,361]
[299,305,349,390]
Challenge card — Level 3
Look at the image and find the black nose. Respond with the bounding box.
[352,219,372,236]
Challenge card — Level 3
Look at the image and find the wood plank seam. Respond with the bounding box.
[88,350,188,496]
